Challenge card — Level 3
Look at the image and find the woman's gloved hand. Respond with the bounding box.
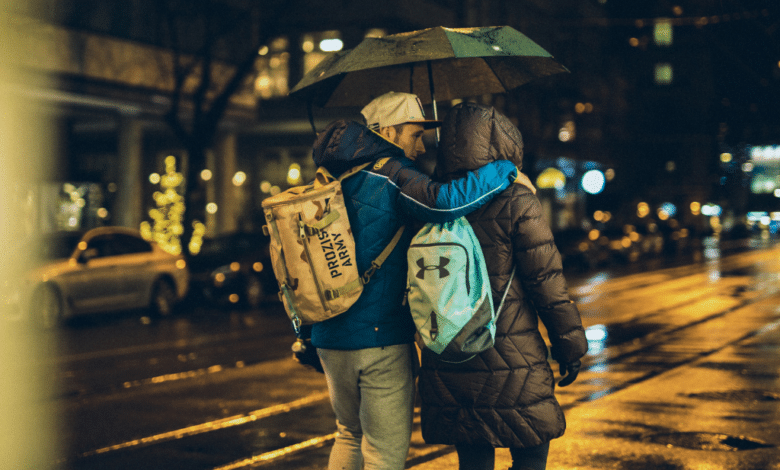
[557,360,581,387]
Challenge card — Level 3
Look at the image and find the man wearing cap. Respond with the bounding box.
[362,92,440,160]
[307,91,524,470]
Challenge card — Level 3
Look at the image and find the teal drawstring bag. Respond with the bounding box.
[407,217,513,363]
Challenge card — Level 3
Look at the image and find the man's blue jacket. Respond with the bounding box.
[310,120,518,350]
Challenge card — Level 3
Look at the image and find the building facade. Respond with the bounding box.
[10,0,779,245]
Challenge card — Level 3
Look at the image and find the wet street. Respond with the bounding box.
[48,237,780,470]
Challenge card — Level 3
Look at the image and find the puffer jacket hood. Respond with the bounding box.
[436,102,524,180]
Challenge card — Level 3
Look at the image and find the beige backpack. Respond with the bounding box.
[262,161,404,333]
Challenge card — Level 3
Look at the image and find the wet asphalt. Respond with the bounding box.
[410,272,780,470]
[49,238,780,470]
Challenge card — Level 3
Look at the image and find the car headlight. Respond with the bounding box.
[211,265,240,286]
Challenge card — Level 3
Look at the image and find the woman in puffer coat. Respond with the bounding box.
[418,102,588,470]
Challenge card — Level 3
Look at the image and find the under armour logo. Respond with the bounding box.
[415,257,450,279]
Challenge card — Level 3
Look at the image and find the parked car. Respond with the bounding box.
[555,227,607,271]
[593,222,666,264]
[632,222,665,258]
[15,226,189,328]
[187,231,278,309]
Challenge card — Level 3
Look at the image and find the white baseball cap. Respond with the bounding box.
[361,92,442,131]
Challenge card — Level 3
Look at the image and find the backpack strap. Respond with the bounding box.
[315,161,373,187]
[301,161,374,236]
[300,160,403,302]
[338,161,373,181]
[324,225,405,301]
[361,225,405,284]
[299,211,340,237]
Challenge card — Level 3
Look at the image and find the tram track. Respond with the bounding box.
[78,392,331,458]
[63,246,780,469]
[208,293,780,470]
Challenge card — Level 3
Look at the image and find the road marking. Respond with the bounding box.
[77,391,330,458]
[213,432,339,470]
[121,364,224,389]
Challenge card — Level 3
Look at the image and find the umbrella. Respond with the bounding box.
[289,25,569,123]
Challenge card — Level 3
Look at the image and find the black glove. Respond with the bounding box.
[557,360,581,387]
[292,338,324,373]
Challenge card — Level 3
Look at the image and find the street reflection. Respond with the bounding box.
[703,236,722,283]
[572,272,611,304]
[703,236,721,261]
[585,324,608,356]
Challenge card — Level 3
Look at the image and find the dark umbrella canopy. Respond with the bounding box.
[289,26,569,108]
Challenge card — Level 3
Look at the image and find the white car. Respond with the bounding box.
[19,226,189,327]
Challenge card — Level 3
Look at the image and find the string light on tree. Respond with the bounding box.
[140,155,192,256]
[189,221,207,255]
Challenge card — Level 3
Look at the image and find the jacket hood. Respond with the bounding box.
[435,102,523,181]
[312,120,404,174]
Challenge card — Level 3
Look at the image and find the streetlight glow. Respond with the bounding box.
[582,170,606,194]
[287,164,302,185]
[232,171,247,186]
[319,38,343,52]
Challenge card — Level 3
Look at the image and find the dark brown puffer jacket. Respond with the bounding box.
[419,102,588,448]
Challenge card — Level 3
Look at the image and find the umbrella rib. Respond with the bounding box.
[482,58,511,93]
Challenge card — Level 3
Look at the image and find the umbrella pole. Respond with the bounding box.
[426,61,439,145]
[307,100,317,135]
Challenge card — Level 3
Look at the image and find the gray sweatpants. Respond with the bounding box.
[318,344,415,470]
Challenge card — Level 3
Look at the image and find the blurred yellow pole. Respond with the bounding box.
[1,2,58,469]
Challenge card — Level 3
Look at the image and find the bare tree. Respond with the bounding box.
[156,0,293,254]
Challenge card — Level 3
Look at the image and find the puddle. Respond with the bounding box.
[644,432,773,451]
[585,322,664,354]
[601,322,662,347]
[720,415,767,423]
[685,389,780,402]
[729,284,751,296]
[696,361,748,371]
[694,362,780,379]
[623,401,691,415]
[584,452,684,470]
[720,267,757,277]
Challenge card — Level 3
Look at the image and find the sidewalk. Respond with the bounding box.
[410,319,780,470]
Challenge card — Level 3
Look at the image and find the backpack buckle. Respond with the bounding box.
[324,289,339,301]
[361,262,379,284]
